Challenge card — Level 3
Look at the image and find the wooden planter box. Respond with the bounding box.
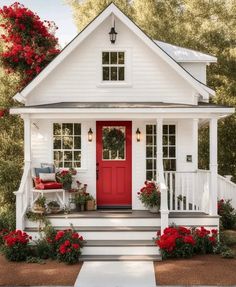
[86,200,95,211]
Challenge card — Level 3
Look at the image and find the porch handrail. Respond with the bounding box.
[164,170,211,213]
[15,161,31,194]
[217,174,236,209]
[14,161,31,229]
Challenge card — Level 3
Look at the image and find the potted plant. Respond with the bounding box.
[48,201,60,214]
[74,192,87,211]
[56,169,73,190]
[33,196,46,214]
[137,181,160,213]
[86,194,95,211]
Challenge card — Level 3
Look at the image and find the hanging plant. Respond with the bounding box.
[103,127,125,151]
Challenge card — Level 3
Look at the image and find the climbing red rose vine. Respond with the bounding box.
[0,2,60,85]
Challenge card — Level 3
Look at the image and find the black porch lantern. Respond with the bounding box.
[88,128,93,142]
[136,128,141,142]
[109,25,117,44]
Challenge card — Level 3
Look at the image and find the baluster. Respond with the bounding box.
[170,172,173,211]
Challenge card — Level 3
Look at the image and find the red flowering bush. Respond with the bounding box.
[138,181,160,209]
[156,226,195,259]
[156,226,218,259]
[46,228,85,264]
[0,2,60,84]
[2,230,32,261]
[193,227,218,254]
[217,199,236,229]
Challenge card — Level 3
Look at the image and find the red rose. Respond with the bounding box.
[72,243,79,249]
[64,240,71,247]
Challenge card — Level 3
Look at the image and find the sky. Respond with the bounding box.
[0,0,78,47]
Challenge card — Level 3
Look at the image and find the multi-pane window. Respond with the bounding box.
[146,124,176,180]
[102,51,125,81]
[53,123,81,168]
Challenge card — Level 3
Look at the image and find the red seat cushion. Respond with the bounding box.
[35,181,63,190]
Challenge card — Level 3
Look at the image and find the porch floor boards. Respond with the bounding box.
[47,210,216,219]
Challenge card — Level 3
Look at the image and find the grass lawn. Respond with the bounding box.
[155,254,236,286]
[0,254,82,286]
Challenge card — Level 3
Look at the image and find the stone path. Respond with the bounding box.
[74,261,156,287]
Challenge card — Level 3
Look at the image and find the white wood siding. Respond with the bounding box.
[31,118,196,209]
[180,63,207,84]
[27,17,197,106]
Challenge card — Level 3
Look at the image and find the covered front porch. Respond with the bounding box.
[11,102,233,231]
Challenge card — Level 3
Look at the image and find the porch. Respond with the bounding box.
[11,102,235,234]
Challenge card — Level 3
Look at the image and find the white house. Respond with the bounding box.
[11,3,236,260]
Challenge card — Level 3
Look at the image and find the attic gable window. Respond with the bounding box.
[102,51,125,81]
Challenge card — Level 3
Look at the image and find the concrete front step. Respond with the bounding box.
[82,239,160,256]
[85,240,156,246]
[79,255,162,261]
[83,245,159,256]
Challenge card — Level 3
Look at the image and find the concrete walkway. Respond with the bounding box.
[74,261,156,287]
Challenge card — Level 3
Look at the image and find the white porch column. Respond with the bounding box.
[156,119,169,233]
[15,115,31,230]
[209,117,218,216]
[24,115,31,163]
[193,119,199,170]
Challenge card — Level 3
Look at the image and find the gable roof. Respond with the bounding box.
[14,2,215,103]
[155,40,217,63]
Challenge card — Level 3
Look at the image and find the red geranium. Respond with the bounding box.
[156,226,218,259]
[2,229,31,261]
[53,229,85,264]
[138,181,160,209]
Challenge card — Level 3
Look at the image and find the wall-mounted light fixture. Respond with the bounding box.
[88,128,93,142]
[109,21,117,44]
[136,128,141,142]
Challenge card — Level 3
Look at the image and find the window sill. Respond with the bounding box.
[97,82,132,88]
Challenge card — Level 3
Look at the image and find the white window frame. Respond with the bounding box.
[145,122,177,180]
[52,122,82,169]
[97,47,132,87]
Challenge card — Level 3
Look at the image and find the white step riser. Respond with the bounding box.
[25,218,161,228]
[83,246,160,256]
[27,231,158,241]
[171,217,219,228]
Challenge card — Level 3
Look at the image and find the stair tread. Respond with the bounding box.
[47,210,160,218]
[25,226,160,232]
[84,240,156,246]
[79,255,162,261]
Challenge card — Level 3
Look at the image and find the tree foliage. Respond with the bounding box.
[0,2,61,210]
[67,0,236,180]
[0,2,60,85]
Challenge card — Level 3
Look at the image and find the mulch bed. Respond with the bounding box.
[155,254,236,286]
[0,255,82,286]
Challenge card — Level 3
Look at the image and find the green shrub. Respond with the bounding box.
[0,209,16,231]
[34,238,55,260]
[218,199,236,229]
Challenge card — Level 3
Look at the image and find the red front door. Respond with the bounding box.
[96,121,132,208]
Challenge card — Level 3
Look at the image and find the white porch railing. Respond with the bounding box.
[14,162,32,230]
[164,170,210,213]
[218,175,236,209]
